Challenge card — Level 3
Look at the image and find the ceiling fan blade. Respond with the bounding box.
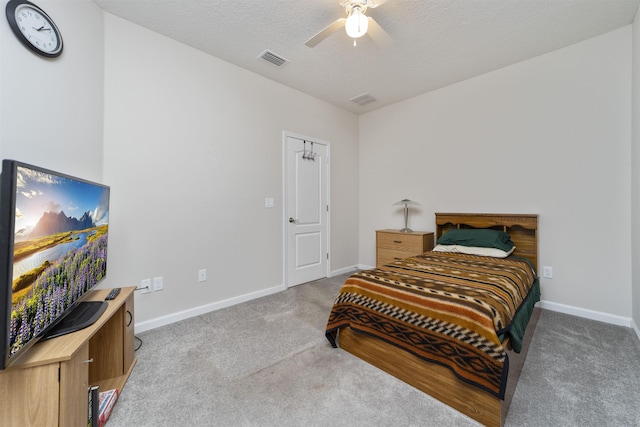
[304,18,346,47]
[339,0,391,8]
[367,17,392,48]
[368,0,392,8]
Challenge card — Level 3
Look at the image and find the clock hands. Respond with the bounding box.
[32,25,51,32]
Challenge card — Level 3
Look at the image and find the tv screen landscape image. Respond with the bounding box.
[0,160,110,370]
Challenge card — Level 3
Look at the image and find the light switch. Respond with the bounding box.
[265,197,275,208]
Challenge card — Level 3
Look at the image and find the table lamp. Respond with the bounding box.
[393,199,420,232]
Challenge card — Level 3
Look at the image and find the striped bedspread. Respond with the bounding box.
[325,252,538,398]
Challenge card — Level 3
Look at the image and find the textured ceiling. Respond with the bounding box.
[93,0,639,114]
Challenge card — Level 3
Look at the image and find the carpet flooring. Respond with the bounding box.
[107,273,640,426]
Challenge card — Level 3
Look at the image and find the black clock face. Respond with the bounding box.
[6,0,63,58]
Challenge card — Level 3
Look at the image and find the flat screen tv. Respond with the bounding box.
[0,159,110,370]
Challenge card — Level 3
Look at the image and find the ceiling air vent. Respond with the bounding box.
[349,93,377,106]
[258,50,289,67]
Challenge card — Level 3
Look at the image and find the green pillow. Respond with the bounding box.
[436,229,514,252]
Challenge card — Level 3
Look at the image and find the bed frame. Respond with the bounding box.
[338,213,539,427]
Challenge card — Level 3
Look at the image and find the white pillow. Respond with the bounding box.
[432,244,515,258]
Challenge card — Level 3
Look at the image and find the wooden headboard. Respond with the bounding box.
[435,213,539,273]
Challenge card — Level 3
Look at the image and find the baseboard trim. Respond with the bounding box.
[133,276,638,338]
[357,263,375,270]
[134,284,285,333]
[331,266,359,276]
[538,300,633,328]
[134,266,358,333]
[632,319,640,341]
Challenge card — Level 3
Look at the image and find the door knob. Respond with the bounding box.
[289,217,298,223]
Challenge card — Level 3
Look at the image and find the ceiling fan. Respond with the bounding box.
[305,0,392,48]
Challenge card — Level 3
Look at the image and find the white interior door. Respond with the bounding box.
[284,133,329,287]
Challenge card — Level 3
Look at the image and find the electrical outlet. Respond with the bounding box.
[543,266,553,279]
[153,276,163,291]
[198,269,207,282]
[141,278,152,294]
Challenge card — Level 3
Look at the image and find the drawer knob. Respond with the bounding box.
[393,240,402,243]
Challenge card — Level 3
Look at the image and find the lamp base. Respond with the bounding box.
[399,227,413,233]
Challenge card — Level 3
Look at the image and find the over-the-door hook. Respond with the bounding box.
[309,142,316,161]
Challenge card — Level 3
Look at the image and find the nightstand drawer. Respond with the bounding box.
[377,249,418,266]
[376,230,434,268]
[377,232,425,252]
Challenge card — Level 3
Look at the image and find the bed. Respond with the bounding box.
[326,213,540,426]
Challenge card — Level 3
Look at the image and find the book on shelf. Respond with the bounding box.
[88,385,99,427]
[98,388,119,427]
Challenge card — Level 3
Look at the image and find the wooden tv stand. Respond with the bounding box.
[0,286,136,426]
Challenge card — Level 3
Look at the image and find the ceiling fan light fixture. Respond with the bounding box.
[345,6,368,38]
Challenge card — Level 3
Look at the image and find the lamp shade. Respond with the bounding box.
[345,7,368,38]
[393,199,420,207]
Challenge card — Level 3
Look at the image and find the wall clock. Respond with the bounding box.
[5,0,63,58]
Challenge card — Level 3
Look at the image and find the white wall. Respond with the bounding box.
[359,27,633,320]
[0,0,104,180]
[632,9,640,333]
[102,14,359,325]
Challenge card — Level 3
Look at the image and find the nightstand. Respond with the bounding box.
[376,229,435,267]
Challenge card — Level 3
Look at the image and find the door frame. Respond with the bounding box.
[282,131,331,289]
